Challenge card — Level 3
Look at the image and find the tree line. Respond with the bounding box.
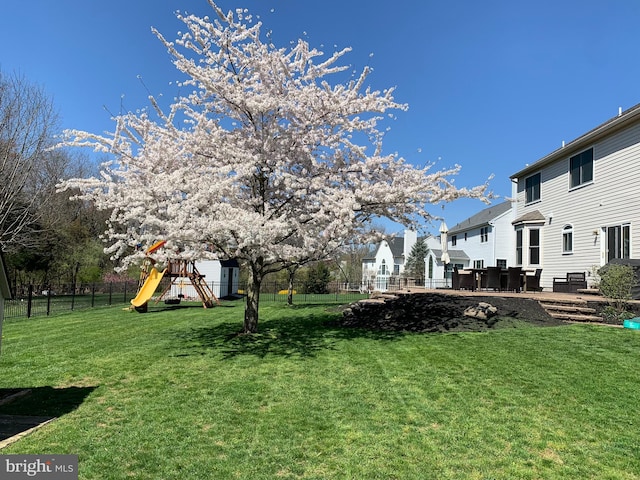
[0,70,121,292]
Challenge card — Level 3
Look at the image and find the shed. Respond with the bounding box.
[170,259,240,300]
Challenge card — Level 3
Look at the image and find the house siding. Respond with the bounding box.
[491,210,515,266]
[513,117,640,289]
[446,203,515,269]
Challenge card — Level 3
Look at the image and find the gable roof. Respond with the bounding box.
[511,102,640,180]
[448,200,512,235]
[363,234,431,261]
[0,251,10,300]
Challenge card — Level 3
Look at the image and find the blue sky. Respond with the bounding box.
[2,0,640,235]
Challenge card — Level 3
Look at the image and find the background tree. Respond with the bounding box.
[60,2,489,333]
[303,262,332,294]
[404,237,428,283]
[0,70,61,253]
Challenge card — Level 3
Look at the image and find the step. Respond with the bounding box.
[539,303,597,315]
[538,297,588,306]
[576,288,602,295]
[548,312,603,322]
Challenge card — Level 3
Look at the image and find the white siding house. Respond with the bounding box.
[362,230,432,291]
[0,251,11,353]
[423,236,458,289]
[510,104,640,290]
[442,201,515,271]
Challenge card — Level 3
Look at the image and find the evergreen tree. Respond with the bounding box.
[404,237,428,281]
[303,263,331,294]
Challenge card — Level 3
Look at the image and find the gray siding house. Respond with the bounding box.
[445,200,514,270]
[510,104,640,290]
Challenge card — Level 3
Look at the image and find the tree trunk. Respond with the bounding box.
[287,269,295,306]
[244,261,262,333]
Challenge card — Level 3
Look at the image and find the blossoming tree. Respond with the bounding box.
[60,2,489,333]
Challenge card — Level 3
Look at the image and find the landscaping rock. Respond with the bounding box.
[464,302,498,320]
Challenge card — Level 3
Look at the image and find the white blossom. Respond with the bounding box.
[58,1,489,332]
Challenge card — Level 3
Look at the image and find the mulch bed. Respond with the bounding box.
[337,292,569,333]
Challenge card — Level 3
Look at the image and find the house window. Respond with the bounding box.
[451,235,457,247]
[496,259,507,269]
[529,228,540,265]
[606,224,630,262]
[516,228,523,265]
[473,259,484,269]
[525,172,541,204]
[480,226,489,243]
[393,264,400,275]
[428,256,433,279]
[569,148,593,189]
[378,260,387,275]
[562,224,573,254]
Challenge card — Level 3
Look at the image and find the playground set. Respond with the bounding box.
[130,241,220,312]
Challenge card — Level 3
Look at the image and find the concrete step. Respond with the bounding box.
[538,298,602,323]
[547,312,603,322]
[539,303,597,315]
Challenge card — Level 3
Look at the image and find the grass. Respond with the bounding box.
[0,299,639,479]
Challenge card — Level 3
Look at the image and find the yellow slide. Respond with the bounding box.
[131,267,167,307]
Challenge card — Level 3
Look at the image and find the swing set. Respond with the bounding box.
[130,241,220,312]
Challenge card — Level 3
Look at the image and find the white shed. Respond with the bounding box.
[170,259,240,300]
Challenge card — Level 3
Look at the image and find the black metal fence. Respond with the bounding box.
[250,281,368,304]
[2,280,369,320]
[3,281,139,320]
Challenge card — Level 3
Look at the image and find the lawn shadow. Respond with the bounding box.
[143,302,239,314]
[0,386,98,445]
[169,304,407,360]
[0,386,98,417]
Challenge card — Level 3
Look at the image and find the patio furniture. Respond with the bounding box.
[485,266,503,291]
[525,268,543,292]
[552,272,587,293]
[506,267,523,293]
[453,267,475,291]
[451,267,460,290]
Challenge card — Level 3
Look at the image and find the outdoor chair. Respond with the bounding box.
[485,266,502,291]
[506,267,522,293]
[552,272,587,293]
[452,267,460,290]
[525,268,543,292]
[457,268,476,291]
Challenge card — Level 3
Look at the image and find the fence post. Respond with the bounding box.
[46,288,52,316]
[71,282,76,311]
[91,284,96,308]
[27,285,33,318]
[108,282,113,305]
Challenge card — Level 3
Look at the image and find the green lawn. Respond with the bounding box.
[0,299,639,479]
